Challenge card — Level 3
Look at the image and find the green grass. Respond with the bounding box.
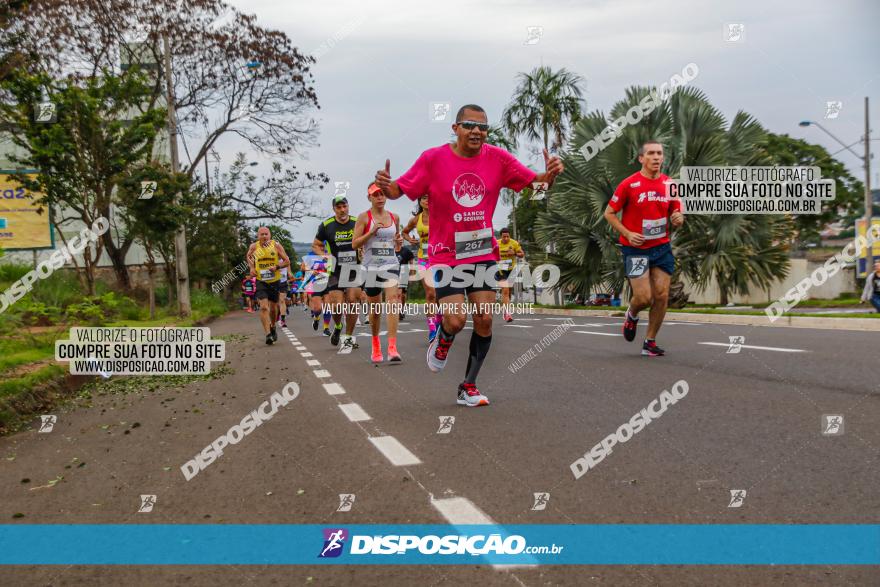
[0,347,56,373]
[0,364,65,400]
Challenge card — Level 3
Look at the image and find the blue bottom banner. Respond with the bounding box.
[1,524,878,565]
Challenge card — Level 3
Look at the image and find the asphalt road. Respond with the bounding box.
[2,304,878,586]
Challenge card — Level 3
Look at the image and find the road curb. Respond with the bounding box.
[530,308,880,331]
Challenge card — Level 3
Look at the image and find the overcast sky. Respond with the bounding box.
[216,0,878,243]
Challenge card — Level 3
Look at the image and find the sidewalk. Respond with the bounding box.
[531,307,880,331]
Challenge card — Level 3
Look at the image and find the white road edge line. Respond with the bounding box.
[698,342,807,353]
[368,436,421,466]
[339,403,371,422]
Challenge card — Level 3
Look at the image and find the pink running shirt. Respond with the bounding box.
[396,143,536,267]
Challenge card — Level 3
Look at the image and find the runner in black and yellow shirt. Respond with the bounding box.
[313,194,361,353]
[246,226,292,345]
[497,227,524,322]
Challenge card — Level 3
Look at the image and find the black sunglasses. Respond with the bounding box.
[458,121,489,132]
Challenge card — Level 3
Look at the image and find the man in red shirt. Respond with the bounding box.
[603,140,684,356]
[374,104,563,406]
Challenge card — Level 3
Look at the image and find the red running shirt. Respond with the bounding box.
[609,171,681,249]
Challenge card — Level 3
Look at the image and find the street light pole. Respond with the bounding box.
[864,97,873,259]
[799,97,874,269]
[162,34,191,317]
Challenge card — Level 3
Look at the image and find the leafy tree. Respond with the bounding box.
[0,69,168,293]
[764,133,864,246]
[117,162,187,315]
[536,86,792,305]
[13,0,326,180]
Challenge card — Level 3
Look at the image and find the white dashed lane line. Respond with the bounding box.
[323,383,346,395]
[339,403,371,422]
[431,496,494,524]
[306,359,321,366]
[313,369,331,378]
[368,436,422,466]
[431,497,538,570]
[573,330,619,337]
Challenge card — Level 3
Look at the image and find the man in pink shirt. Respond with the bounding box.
[374,104,563,407]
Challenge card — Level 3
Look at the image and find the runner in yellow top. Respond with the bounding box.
[497,227,524,323]
[402,194,440,341]
[246,226,292,345]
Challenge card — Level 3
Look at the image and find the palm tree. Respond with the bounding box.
[502,66,585,152]
[534,86,792,304]
[502,66,584,303]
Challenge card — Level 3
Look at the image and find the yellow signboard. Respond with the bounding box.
[0,172,53,250]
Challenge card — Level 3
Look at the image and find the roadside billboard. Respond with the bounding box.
[0,171,54,250]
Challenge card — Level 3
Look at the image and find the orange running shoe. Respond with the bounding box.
[371,336,383,363]
[387,337,401,362]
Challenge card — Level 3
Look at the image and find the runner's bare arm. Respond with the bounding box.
[246,243,257,276]
[351,213,377,250]
[670,209,685,228]
[401,215,419,244]
[375,159,403,199]
[533,148,565,187]
[603,205,645,246]
[275,242,291,269]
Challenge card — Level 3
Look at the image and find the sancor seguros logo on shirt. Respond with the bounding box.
[452,173,486,208]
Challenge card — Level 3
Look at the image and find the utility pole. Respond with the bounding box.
[864,97,874,268]
[162,34,191,317]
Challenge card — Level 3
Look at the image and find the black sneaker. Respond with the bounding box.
[265,334,274,345]
[642,340,665,356]
[330,327,341,346]
[622,310,639,342]
[323,327,331,337]
[270,326,277,342]
[312,318,319,331]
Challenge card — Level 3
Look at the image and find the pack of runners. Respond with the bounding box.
[239,105,683,408]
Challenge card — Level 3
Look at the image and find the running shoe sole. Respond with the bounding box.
[457,390,490,407]
[330,328,341,346]
[388,353,401,363]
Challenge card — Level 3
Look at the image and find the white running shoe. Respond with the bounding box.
[457,382,489,407]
